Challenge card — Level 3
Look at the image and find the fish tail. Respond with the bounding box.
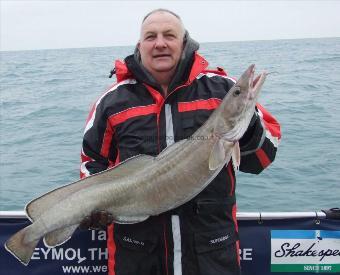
[5,225,39,266]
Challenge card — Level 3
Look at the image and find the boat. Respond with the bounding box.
[1,209,339,274]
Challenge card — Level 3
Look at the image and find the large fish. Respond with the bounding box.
[5,64,267,265]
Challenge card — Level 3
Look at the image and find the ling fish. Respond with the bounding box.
[5,64,267,265]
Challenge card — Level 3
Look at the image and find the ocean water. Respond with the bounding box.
[0,37,339,212]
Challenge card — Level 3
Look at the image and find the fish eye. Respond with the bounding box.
[233,87,241,97]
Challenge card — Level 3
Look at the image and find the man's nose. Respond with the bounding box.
[154,35,167,48]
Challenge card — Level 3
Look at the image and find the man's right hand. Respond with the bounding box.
[79,210,114,230]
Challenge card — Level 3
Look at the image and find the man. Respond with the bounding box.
[80,9,281,275]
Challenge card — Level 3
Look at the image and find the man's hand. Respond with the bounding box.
[79,210,114,230]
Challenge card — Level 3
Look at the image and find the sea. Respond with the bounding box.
[1,37,339,212]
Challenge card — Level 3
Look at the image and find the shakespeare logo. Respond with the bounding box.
[271,230,340,273]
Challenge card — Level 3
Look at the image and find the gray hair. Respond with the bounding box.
[142,8,182,22]
[141,8,186,39]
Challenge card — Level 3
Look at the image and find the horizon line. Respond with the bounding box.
[1,36,339,53]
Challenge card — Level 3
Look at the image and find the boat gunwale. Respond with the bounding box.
[0,210,327,220]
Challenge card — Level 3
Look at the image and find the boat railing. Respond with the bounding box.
[0,210,328,220]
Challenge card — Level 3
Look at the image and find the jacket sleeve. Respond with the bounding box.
[80,96,118,179]
[238,103,281,174]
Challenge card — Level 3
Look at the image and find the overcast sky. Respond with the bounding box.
[1,0,340,51]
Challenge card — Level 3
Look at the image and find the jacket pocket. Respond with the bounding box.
[113,225,162,275]
[179,110,212,139]
[194,228,238,254]
[195,198,236,215]
[115,231,159,254]
[194,228,240,275]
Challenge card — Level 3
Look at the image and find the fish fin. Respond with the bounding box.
[156,139,187,160]
[43,224,78,247]
[25,180,90,222]
[26,154,154,222]
[113,215,149,224]
[110,154,154,174]
[209,139,236,170]
[5,225,38,266]
[209,139,228,170]
[231,142,241,171]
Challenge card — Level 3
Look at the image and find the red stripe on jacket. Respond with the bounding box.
[256,103,281,139]
[100,121,115,158]
[232,204,240,266]
[108,224,116,275]
[178,98,222,112]
[255,148,271,169]
[227,163,235,196]
[106,134,122,274]
[108,104,159,127]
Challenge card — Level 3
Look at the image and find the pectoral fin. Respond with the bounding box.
[209,139,234,171]
[209,140,226,170]
[231,142,241,171]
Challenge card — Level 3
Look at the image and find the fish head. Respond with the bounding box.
[214,64,267,141]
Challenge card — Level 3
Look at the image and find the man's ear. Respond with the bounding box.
[137,41,141,50]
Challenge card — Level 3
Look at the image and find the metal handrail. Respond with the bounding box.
[237,211,326,220]
[0,210,327,220]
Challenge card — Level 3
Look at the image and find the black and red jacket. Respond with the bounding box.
[81,37,281,275]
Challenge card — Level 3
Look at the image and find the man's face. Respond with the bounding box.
[138,12,184,77]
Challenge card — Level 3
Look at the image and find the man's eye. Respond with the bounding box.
[166,34,176,39]
[145,35,155,40]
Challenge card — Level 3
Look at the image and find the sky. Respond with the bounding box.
[1,0,340,51]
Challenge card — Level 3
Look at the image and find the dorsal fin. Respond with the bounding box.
[26,154,154,222]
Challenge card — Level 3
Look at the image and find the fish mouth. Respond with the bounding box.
[245,64,266,90]
[252,71,266,89]
[249,66,267,98]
